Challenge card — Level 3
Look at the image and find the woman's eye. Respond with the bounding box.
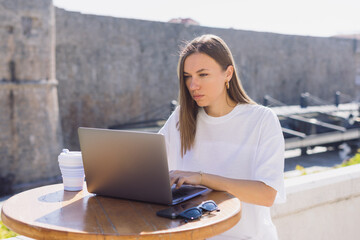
[183,75,190,80]
[200,73,208,77]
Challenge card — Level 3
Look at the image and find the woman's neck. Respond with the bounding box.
[204,97,237,117]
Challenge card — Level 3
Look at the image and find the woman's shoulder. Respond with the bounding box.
[171,105,180,118]
[232,104,278,125]
[158,105,180,135]
[236,103,275,116]
[164,105,180,125]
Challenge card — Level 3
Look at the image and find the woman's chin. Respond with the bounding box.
[195,101,207,107]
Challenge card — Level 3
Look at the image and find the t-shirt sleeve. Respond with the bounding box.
[253,108,286,203]
[158,107,180,171]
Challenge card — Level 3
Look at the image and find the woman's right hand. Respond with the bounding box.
[169,170,202,189]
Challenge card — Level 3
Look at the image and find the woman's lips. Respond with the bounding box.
[193,95,204,101]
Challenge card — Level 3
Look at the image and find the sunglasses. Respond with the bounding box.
[178,200,219,221]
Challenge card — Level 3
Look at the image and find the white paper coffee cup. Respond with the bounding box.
[58,149,85,191]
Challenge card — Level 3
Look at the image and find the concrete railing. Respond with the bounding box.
[271,164,360,240]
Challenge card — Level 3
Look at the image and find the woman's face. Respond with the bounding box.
[183,53,232,113]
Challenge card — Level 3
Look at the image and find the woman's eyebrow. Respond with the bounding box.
[184,68,209,75]
[196,68,208,73]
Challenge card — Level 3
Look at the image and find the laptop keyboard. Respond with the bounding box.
[172,185,199,199]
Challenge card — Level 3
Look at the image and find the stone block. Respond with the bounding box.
[0,0,62,194]
[0,0,55,82]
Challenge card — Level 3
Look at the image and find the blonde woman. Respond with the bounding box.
[159,34,285,240]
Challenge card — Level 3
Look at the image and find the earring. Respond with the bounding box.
[225,81,230,89]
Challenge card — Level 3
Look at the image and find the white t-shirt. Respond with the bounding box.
[159,104,286,240]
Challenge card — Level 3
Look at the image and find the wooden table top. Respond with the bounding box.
[1,183,241,240]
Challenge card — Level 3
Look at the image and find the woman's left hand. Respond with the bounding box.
[169,170,202,189]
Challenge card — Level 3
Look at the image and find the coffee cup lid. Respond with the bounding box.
[58,149,82,163]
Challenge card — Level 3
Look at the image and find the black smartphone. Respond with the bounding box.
[156,201,198,219]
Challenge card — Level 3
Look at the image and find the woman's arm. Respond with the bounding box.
[170,170,277,207]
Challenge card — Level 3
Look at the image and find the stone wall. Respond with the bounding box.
[0,0,55,81]
[55,8,358,149]
[55,9,183,149]
[0,0,62,194]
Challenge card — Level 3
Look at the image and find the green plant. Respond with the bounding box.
[338,150,360,167]
[0,220,18,239]
[295,164,307,175]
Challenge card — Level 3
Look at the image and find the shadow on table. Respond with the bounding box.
[37,190,80,203]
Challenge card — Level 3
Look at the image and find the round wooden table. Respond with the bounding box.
[1,183,241,240]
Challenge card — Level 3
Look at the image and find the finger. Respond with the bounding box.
[170,175,179,186]
[170,177,176,186]
[176,177,186,189]
[169,170,181,186]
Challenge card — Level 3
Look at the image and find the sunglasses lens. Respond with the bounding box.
[177,201,219,221]
[201,201,218,211]
[179,208,202,220]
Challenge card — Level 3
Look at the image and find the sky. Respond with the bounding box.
[53,0,360,37]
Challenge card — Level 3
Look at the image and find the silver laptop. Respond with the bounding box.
[78,127,208,205]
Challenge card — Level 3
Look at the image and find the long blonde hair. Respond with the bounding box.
[177,34,255,157]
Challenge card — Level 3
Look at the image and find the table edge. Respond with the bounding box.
[2,205,241,240]
[1,185,242,240]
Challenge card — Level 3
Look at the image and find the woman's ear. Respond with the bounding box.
[226,65,234,81]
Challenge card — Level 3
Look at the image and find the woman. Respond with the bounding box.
[159,34,285,240]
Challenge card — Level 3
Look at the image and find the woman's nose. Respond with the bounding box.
[188,77,200,90]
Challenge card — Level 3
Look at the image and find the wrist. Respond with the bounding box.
[198,171,203,185]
